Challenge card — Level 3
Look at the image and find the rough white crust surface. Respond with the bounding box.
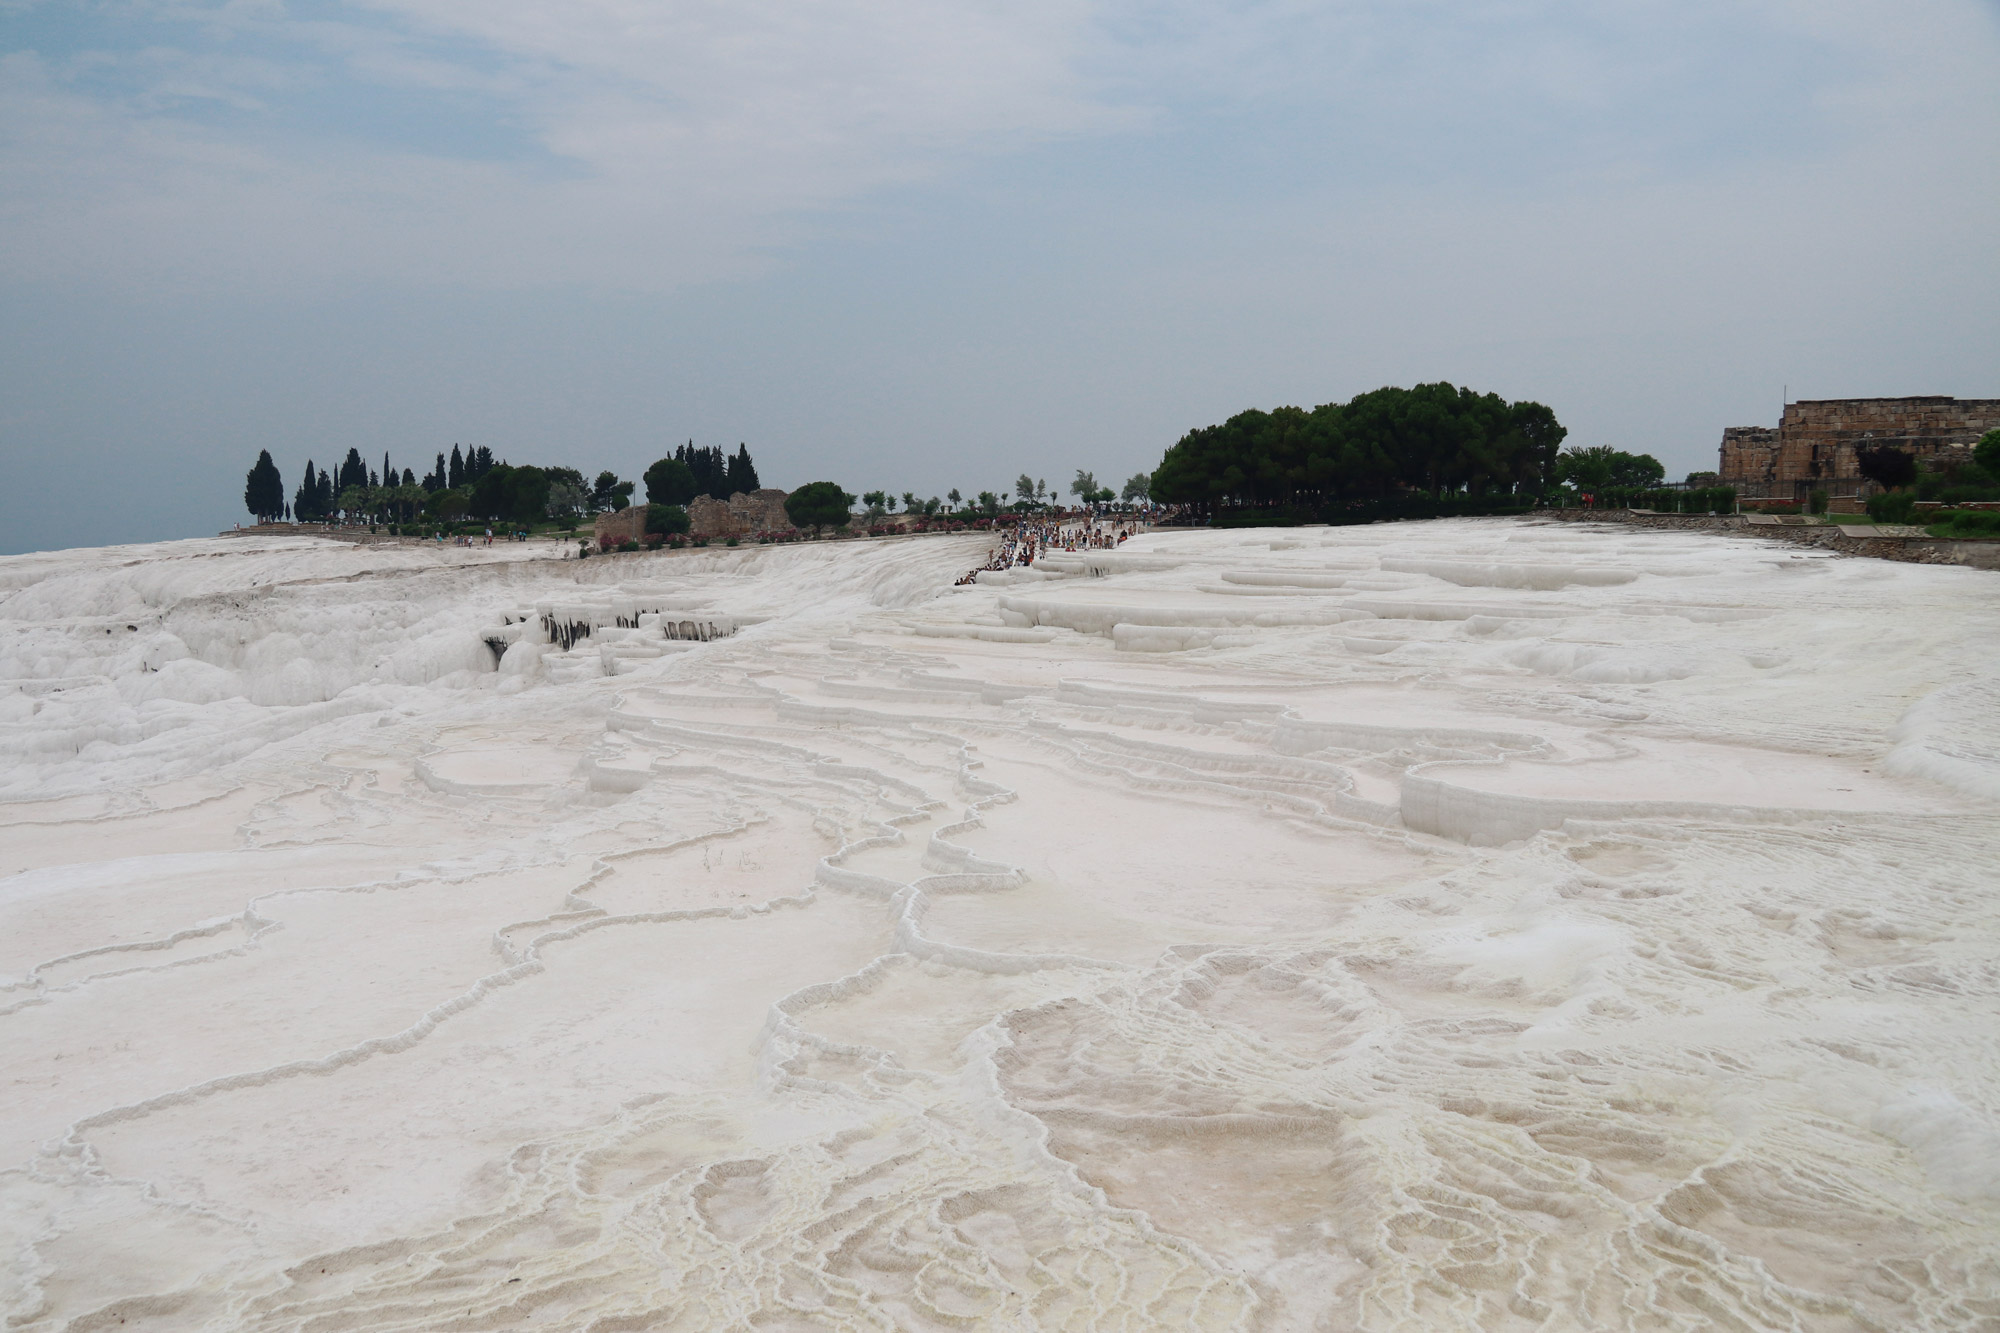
[1,521,1996,1331]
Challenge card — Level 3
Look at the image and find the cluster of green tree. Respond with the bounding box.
[428,444,497,492]
[1866,431,2000,526]
[640,444,758,507]
[285,447,426,522]
[842,470,1150,528]
[861,489,952,519]
[1552,445,1665,491]
[1061,470,1153,504]
[650,442,760,501]
[250,441,682,528]
[1003,471,1144,508]
[1149,383,1568,511]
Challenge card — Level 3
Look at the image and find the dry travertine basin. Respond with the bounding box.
[0,520,1996,1332]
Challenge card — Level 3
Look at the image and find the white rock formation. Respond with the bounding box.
[1,522,1996,1331]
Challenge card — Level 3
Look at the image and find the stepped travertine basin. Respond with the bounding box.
[1,520,1996,1331]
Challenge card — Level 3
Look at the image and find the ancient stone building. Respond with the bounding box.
[687,489,794,539]
[1719,397,2000,505]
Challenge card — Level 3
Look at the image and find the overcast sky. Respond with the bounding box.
[3,0,1997,552]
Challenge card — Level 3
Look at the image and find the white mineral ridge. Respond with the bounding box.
[1,523,1997,1331]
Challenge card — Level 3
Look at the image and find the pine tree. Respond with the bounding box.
[402,467,416,487]
[339,448,367,493]
[448,444,464,490]
[317,468,334,516]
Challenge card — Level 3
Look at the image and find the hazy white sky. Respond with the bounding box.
[3,0,1997,550]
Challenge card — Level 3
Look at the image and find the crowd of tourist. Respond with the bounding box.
[955,516,1139,584]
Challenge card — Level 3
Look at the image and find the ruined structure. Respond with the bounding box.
[594,506,649,547]
[593,490,794,546]
[1719,397,2000,506]
[687,489,794,540]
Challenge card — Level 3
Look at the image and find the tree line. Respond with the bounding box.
[1149,383,1569,511]
[640,442,761,506]
[843,471,1154,527]
[242,442,766,528]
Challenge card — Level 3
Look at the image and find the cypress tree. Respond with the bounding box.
[294,462,318,521]
[673,441,730,499]
[243,449,284,522]
[402,467,415,487]
[728,444,760,494]
[317,468,334,516]
[448,444,464,490]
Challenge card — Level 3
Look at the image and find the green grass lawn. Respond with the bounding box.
[1927,513,2000,539]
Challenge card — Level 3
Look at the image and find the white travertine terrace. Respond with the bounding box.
[1,522,1996,1331]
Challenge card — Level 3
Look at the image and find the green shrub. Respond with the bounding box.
[1976,429,2000,475]
[1808,489,1828,515]
[1929,510,2000,539]
[645,503,690,537]
[1939,482,2000,505]
[785,482,858,535]
[1867,491,1918,524]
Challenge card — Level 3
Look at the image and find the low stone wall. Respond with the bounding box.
[1535,508,2000,569]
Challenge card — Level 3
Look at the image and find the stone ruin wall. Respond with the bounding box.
[1719,427,1779,493]
[593,506,649,547]
[596,490,796,545]
[688,489,794,539]
[1719,397,2000,503]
